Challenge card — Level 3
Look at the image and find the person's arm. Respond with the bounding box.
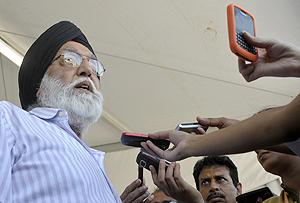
[198,113,298,155]
[120,179,153,203]
[188,102,298,157]
[149,160,204,203]
[142,94,300,161]
[238,32,300,82]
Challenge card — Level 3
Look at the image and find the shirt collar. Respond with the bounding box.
[29,106,105,157]
[29,106,68,120]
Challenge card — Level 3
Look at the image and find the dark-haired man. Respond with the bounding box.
[149,155,241,203]
[0,21,152,203]
[193,156,242,203]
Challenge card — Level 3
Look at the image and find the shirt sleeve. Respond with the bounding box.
[0,108,14,203]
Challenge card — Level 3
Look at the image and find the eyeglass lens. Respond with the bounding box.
[63,51,104,77]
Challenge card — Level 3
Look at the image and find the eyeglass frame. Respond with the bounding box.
[51,49,106,78]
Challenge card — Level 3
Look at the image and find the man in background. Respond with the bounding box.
[193,156,242,203]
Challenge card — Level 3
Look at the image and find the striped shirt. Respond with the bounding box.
[0,101,121,203]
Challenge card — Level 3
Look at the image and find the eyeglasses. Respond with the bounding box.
[52,49,106,78]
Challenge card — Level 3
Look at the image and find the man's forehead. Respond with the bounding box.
[58,41,95,57]
[199,166,231,178]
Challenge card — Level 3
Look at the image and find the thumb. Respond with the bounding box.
[243,32,273,48]
[196,117,211,126]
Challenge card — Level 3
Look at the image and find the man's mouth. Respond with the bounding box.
[74,81,93,92]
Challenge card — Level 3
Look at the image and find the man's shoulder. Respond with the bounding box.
[0,101,32,123]
[0,101,23,113]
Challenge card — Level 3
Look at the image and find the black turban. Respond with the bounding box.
[18,21,95,110]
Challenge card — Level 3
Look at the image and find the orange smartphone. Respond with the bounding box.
[227,4,258,62]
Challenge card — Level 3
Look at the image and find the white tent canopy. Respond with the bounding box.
[1,0,299,194]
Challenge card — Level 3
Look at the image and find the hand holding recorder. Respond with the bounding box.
[136,151,204,203]
[120,178,153,203]
[149,159,204,203]
[141,130,195,162]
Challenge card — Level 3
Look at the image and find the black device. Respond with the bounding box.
[138,166,143,185]
[236,187,274,203]
[121,132,170,150]
[175,122,208,134]
[136,151,170,172]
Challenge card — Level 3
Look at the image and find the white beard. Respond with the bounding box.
[37,73,104,134]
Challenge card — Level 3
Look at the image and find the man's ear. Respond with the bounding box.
[236,183,242,195]
[36,88,41,97]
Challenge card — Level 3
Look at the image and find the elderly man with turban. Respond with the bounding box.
[0,21,153,203]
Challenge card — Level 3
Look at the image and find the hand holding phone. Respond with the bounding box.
[136,151,170,172]
[227,4,258,62]
[121,132,170,150]
[175,122,208,134]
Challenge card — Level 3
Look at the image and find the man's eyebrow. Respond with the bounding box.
[63,47,97,59]
[214,175,228,180]
[200,177,211,181]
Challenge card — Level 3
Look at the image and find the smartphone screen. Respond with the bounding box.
[234,6,257,56]
[235,7,254,36]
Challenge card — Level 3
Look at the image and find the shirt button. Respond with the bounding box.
[58,111,67,117]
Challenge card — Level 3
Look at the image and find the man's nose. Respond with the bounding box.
[77,59,93,78]
[208,180,220,191]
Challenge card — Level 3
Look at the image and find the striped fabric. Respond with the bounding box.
[0,101,121,203]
